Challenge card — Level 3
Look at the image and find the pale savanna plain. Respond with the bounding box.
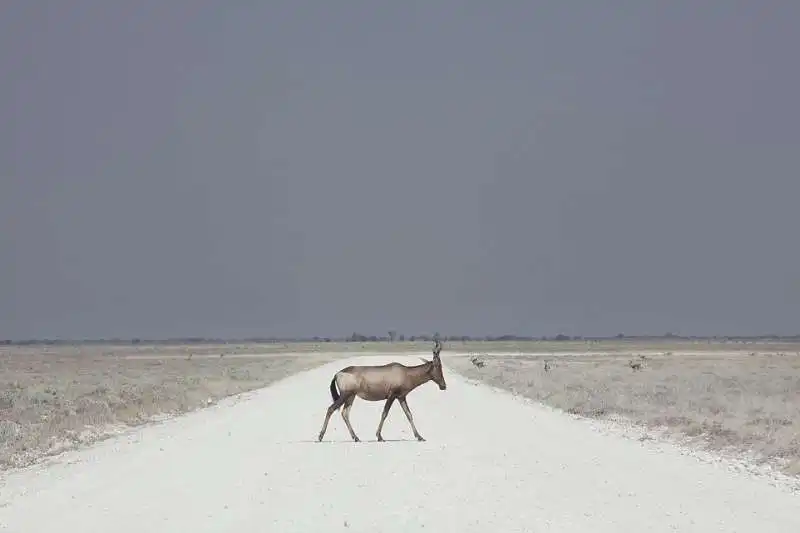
[1,339,798,481]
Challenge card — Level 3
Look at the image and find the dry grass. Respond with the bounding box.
[5,340,799,474]
[0,347,345,470]
[447,351,800,475]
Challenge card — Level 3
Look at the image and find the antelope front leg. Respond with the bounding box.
[398,397,425,441]
[375,396,395,442]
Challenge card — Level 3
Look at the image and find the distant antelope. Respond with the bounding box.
[628,355,646,371]
[317,340,448,442]
[469,354,486,368]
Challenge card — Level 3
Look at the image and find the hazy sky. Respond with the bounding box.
[2,2,799,340]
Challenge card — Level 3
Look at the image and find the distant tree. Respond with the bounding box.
[388,330,397,342]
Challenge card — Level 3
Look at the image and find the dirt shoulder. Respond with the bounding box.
[0,347,347,470]
[446,351,800,478]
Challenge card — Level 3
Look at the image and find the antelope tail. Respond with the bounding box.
[329,376,340,402]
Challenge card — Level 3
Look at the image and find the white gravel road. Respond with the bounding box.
[1,355,798,532]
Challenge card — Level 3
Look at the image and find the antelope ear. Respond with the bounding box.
[419,357,431,364]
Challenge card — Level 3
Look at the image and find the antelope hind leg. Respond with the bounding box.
[318,395,346,442]
[341,394,360,442]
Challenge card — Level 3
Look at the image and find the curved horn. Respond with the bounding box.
[432,339,442,357]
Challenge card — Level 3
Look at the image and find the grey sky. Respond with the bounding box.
[2,2,799,340]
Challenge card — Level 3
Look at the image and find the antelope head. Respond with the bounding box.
[430,340,446,390]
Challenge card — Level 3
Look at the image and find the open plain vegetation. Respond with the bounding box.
[445,340,800,476]
[0,344,349,469]
[2,339,799,477]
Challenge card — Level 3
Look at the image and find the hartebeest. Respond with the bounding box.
[317,340,447,442]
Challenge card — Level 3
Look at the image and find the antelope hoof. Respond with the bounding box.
[318,434,323,442]
[416,435,426,442]
[353,436,361,442]
[377,435,385,442]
